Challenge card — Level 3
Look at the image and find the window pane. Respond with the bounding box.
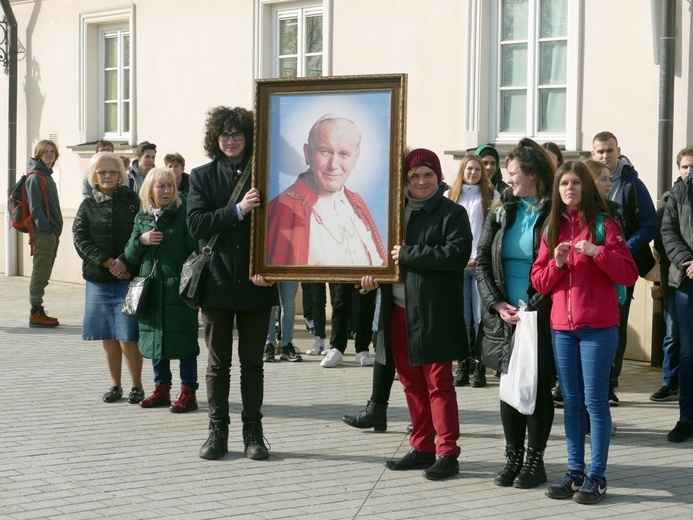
[104,103,117,133]
[123,101,130,133]
[501,90,527,132]
[539,88,566,132]
[123,34,130,66]
[104,70,118,100]
[279,18,297,55]
[541,0,568,38]
[305,55,322,77]
[279,57,297,78]
[540,41,566,85]
[501,43,527,87]
[306,15,322,53]
[123,69,130,99]
[502,0,528,40]
[104,36,117,68]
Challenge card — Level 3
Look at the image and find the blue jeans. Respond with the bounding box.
[675,279,693,419]
[152,355,198,389]
[266,282,298,346]
[552,326,617,478]
[463,269,483,358]
[662,290,680,388]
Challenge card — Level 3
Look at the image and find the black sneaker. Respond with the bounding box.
[262,343,275,363]
[552,384,564,408]
[608,387,619,406]
[573,475,607,505]
[127,387,145,404]
[545,470,585,499]
[667,420,693,442]
[280,343,302,362]
[650,385,678,402]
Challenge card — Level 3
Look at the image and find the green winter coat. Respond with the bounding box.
[125,203,199,360]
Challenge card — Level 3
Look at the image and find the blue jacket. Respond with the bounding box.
[611,162,657,254]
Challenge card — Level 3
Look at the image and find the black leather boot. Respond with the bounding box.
[243,421,270,460]
[454,358,470,387]
[472,361,487,387]
[513,447,547,489]
[342,400,387,431]
[494,445,524,487]
[199,420,228,460]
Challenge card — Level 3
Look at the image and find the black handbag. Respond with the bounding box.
[179,163,251,309]
[179,240,216,309]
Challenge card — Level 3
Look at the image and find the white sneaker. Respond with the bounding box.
[320,348,344,368]
[355,351,375,366]
[306,337,324,356]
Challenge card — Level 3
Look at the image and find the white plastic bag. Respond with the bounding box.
[499,306,538,415]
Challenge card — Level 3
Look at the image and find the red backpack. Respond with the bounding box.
[8,170,50,245]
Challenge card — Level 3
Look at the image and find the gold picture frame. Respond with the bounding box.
[251,74,407,282]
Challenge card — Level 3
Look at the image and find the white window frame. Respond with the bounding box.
[79,6,135,144]
[99,25,131,140]
[254,0,330,79]
[464,0,580,150]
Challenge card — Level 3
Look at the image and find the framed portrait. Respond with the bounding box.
[251,74,407,282]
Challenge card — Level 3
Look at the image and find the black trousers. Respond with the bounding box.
[499,375,555,450]
[610,285,635,385]
[329,283,377,353]
[201,306,271,424]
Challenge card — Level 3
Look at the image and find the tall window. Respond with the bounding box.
[100,26,130,138]
[498,0,568,136]
[80,7,133,143]
[274,6,323,78]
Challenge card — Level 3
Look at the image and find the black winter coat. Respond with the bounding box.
[72,186,140,282]
[375,190,472,367]
[662,178,693,289]
[475,194,554,376]
[186,157,278,310]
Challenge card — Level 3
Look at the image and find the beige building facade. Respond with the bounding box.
[0,0,691,360]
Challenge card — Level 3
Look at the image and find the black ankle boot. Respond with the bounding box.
[513,447,547,488]
[454,359,470,387]
[472,361,487,387]
[494,445,524,486]
[342,400,388,431]
[199,420,228,460]
[243,421,270,460]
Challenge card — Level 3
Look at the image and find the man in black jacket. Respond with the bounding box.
[187,106,279,461]
[661,145,693,442]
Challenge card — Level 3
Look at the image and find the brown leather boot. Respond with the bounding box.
[170,385,198,413]
[29,306,59,328]
[140,383,171,408]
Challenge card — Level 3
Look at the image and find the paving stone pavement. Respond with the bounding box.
[1,276,692,519]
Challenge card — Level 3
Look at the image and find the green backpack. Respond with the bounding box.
[594,212,628,307]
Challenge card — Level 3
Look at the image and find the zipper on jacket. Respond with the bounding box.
[564,212,575,330]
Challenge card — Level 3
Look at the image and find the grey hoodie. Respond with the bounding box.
[607,155,633,204]
[25,158,63,236]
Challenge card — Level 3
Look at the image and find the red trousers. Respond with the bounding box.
[390,305,461,457]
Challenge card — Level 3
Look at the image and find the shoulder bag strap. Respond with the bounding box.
[204,161,252,252]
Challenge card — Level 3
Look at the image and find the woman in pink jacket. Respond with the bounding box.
[530,160,637,505]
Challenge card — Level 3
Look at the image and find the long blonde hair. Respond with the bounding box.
[447,154,494,219]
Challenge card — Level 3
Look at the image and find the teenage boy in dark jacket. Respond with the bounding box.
[592,131,657,404]
[187,106,278,461]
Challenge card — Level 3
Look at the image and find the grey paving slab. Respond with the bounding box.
[1,276,692,519]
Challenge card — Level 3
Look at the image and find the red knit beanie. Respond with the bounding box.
[405,148,442,183]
